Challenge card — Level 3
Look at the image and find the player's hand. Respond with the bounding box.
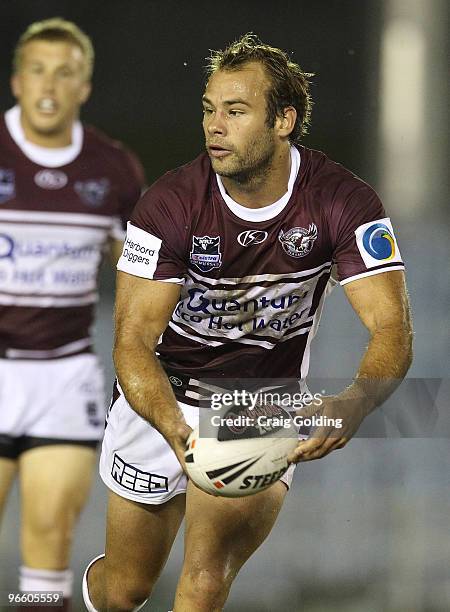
[288,395,367,463]
[169,423,193,472]
[170,426,215,495]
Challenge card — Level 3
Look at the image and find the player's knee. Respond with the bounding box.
[104,564,155,612]
[106,582,151,612]
[23,494,77,556]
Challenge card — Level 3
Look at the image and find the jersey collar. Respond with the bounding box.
[5,105,83,168]
[215,145,301,222]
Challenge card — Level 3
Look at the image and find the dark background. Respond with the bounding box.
[1,0,383,185]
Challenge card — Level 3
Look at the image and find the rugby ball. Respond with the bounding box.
[184,403,298,497]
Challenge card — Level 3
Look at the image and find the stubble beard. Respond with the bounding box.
[212,131,277,190]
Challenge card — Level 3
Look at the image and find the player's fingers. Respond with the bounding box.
[288,437,326,463]
[329,437,348,451]
[290,429,348,462]
[301,436,348,461]
[177,423,193,442]
[288,423,340,462]
[298,435,338,461]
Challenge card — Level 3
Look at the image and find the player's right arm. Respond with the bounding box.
[113,270,191,468]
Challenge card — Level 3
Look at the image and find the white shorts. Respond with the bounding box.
[99,390,296,505]
[0,354,106,443]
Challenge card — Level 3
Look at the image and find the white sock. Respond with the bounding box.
[82,554,104,612]
[19,565,73,598]
[82,554,149,612]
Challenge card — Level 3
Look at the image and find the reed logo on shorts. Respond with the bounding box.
[111,454,169,494]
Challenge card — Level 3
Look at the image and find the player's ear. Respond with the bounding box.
[78,81,92,105]
[10,74,21,99]
[275,106,296,138]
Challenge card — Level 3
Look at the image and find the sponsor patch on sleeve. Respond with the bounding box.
[117,222,161,279]
[355,217,403,269]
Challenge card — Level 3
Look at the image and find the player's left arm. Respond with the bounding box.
[108,238,125,266]
[108,146,146,267]
[289,270,413,462]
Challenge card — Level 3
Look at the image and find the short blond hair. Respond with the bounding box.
[13,17,94,80]
[206,33,313,142]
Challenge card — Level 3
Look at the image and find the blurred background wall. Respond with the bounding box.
[0,1,448,610]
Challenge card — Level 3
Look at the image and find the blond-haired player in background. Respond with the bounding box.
[0,18,144,611]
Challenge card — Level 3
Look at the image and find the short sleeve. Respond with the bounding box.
[110,148,146,241]
[331,184,404,285]
[116,184,187,284]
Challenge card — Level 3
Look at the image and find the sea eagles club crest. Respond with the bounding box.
[190,235,222,272]
[278,223,318,258]
[74,178,110,207]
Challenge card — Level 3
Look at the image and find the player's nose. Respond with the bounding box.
[41,73,57,94]
[206,111,226,135]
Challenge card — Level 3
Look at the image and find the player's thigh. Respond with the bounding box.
[183,480,287,574]
[0,457,18,521]
[19,444,97,530]
[105,490,185,589]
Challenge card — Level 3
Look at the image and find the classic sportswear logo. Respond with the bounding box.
[355,217,403,269]
[111,454,168,494]
[34,169,68,190]
[237,230,268,247]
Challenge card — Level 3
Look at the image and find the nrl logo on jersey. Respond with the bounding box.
[0,169,15,203]
[278,223,318,258]
[74,178,110,207]
[190,235,222,272]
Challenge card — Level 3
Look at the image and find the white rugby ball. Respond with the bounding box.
[184,404,298,497]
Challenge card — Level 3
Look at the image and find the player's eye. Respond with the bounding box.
[202,107,213,115]
[229,109,244,116]
[29,65,44,75]
[58,67,74,78]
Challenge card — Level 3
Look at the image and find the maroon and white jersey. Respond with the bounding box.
[0,106,144,359]
[117,145,404,396]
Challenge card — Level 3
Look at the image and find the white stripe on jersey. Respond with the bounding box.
[187,261,332,286]
[111,216,126,241]
[0,209,114,229]
[340,265,405,286]
[5,337,92,359]
[0,292,98,307]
